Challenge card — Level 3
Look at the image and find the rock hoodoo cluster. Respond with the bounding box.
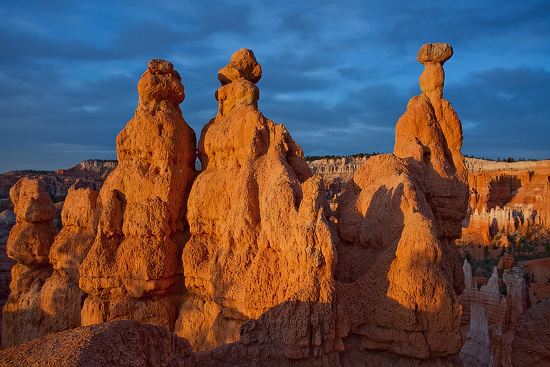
[460,158,550,247]
[3,43,543,366]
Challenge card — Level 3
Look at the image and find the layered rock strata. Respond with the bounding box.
[79,59,196,330]
[2,178,58,348]
[335,43,468,362]
[460,158,550,246]
[176,49,337,362]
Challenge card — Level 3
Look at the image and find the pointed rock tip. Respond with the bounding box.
[417,43,453,64]
[218,48,262,85]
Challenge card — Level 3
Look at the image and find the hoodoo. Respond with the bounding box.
[177,48,337,362]
[335,42,468,364]
[78,59,197,330]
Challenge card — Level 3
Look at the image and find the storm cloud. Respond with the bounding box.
[1,0,548,172]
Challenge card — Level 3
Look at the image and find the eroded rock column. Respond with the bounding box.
[79,59,196,330]
[176,49,337,362]
[2,178,58,348]
[335,43,468,363]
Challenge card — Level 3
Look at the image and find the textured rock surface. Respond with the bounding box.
[0,320,193,367]
[511,299,550,366]
[335,43,467,361]
[460,158,550,246]
[460,302,493,367]
[459,263,507,329]
[35,182,99,339]
[177,49,336,362]
[2,178,58,348]
[79,59,196,330]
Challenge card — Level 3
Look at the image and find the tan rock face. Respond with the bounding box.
[177,49,336,361]
[460,158,550,246]
[335,43,467,360]
[2,178,58,348]
[79,59,196,330]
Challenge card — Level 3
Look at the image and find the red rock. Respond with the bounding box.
[335,43,467,362]
[0,320,193,367]
[2,178,58,348]
[79,59,196,330]
[177,49,336,362]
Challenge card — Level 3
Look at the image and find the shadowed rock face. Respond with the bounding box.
[335,42,468,361]
[78,59,197,331]
[2,178,58,348]
[176,49,337,361]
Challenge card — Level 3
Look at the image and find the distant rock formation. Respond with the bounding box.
[2,178,58,348]
[460,158,550,246]
[458,260,533,367]
[0,160,117,200]
[335,43,468,362]
[79,59,197,330]
[460,302,493,367]
[176,49,336,362]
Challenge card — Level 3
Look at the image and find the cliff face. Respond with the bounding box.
[461,158,550,246]
[309,157,550,247]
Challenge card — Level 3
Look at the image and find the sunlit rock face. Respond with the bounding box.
[335,43,468,362]
[176,49,337,362]
[2,178,58,348]
[79,59,197,330]
[460,158,550,246]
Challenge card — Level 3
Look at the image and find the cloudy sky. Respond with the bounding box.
[1,0,549,172]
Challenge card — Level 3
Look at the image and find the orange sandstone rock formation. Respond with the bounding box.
[79,59,196,330]
[36,182,98,338]
[335,43,468,362]
[177,49,337,362]
[460,158,550,246]
[2,178,58,348]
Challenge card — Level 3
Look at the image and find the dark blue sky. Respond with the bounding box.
[1,0,549,172]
